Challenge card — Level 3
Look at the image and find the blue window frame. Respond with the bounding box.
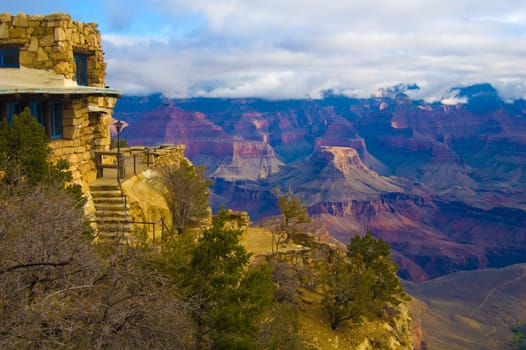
[7,102,22,123]
[6,102,63,139]
[30,102,44,125]
[50,102,63,138]
[0,48,20,67]
[74,53,88,86]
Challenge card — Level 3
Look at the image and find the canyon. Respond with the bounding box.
[115,84,526,282]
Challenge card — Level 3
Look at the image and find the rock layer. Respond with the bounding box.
[116,88,526,280]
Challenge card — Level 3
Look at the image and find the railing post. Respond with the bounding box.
[96,152,103,178]
[118,154,126,179]
[146,148,150,167]
[161,217,165,242]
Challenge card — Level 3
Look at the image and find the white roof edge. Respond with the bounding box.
[0,86,122,97]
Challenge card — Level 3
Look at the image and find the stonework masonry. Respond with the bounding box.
[0,12,106,85]
[0,13,120,190]
[48,96,118,186]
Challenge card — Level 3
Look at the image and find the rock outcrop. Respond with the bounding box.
[242,223,414,349]
[211,141,283,181]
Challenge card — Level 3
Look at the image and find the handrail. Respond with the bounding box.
[117,153,128,221]
[92,145,185,245]
[160,217,175,240]
[90,217,174,245]
[95,145,185,179]
[121,148,151,177]
[126,218,175,244]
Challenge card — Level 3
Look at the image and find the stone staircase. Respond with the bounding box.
[89,182,132,243]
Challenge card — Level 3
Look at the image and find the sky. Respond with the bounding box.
[4,0,526,100]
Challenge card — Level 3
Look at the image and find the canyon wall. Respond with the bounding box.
[115,86,526,280]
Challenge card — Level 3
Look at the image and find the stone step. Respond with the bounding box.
[96,224,133,233]
[95,220,133,231]
[94,212,128,220]
[94,202,129,211]
[89,184,121,191]
[90,181,132,243]
[95,233,131,245]
[93,196,125,204]
[94,213,129,221]
[91,190,125,198]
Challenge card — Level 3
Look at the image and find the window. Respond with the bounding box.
[0,47,20,67]
[30,102,44,125]
[5,102,63,139]
[74,53,88,86]
[50,102,63,138]
[7,102,22,123]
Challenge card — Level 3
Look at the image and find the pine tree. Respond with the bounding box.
[323,232,408,329]
[176,208,275,349]
[347,232,406,308]
[0,108,50,185]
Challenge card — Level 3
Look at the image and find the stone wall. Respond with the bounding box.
[0,12,105,86]
[150,145,187,167]
[49,96,118,187]
[0,12,119,191]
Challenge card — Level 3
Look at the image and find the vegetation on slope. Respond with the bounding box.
[0,111,412,349]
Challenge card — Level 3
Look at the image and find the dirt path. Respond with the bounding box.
[471,266,526,316]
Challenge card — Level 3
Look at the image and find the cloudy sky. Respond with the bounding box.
[5,0,526,100]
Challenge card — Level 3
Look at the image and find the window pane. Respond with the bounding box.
[30,102,44,126]
[50,102,63,138]
[1,49,20,67]
[7,102,22,123]
[74,54,88,85]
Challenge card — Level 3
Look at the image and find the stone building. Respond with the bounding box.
[0,12,121,188]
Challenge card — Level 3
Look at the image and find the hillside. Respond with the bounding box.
[406,263,526,350]
[240,225,414,349]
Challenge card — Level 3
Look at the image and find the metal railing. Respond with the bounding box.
[95,151,125,179]
[93,145,184,246]
[95,145,185,180]
[129,217,175,244]
[95,148,150,180]
[91,217,175,245]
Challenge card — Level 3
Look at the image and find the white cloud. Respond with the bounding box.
[93,0,526,99]
[441,97,469,105]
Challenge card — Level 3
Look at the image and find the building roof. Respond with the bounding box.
[0,86,122,98]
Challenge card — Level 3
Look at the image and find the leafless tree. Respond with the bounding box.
[0,184,193,349]
[156,159,212,234]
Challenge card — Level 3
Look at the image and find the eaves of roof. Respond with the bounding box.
[0,86,122,98]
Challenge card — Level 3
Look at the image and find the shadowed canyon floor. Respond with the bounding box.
[405,263,526,350]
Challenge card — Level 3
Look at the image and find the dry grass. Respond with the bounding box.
[240,226,274,257]
[240,225,305,260]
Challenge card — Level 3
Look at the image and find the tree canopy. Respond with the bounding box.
[157,158,212,234]
[0,108,50,185]
[0,184,192,349]
[164,207,275,349]
[323,232,407,329]
[273,187,310,228]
